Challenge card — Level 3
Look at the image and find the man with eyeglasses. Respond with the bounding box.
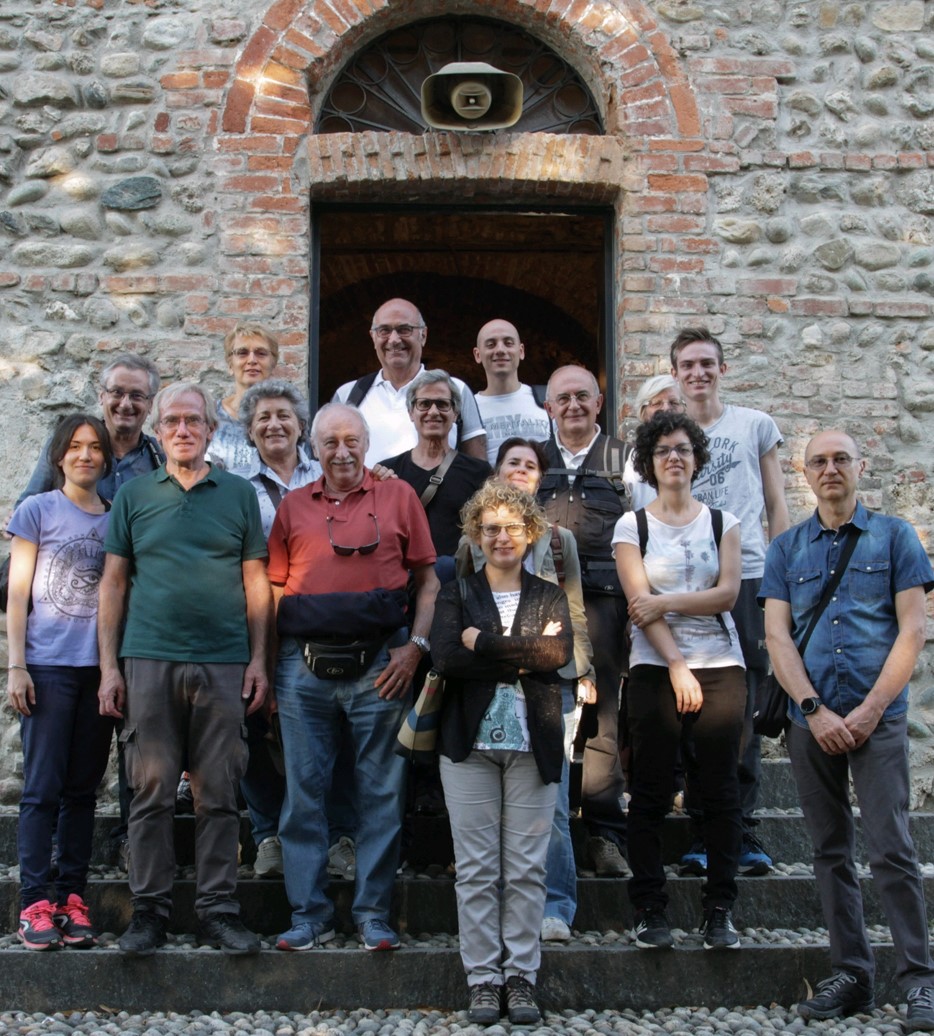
[11,352,164,513]
[760,430,934,1028]
[98,383,272,958]
[670,327,789,878]
[537,365,631,878]
[472,318,551,465]
[332,297,487,466]
[266,402,439,953]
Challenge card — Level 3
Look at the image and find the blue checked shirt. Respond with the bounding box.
[759,500,934,729]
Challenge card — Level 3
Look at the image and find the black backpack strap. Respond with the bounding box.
[258,474,284,512]
[346,372,379,408]
[711,507,723,548]
[635,508,649,557]
[550,524,565,586]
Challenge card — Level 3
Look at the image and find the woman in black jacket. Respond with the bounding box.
[431,482,572,1027]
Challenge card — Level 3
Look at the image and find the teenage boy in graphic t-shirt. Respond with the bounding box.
[670,326,790,876]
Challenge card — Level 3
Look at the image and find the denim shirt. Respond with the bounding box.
[759,501,934,728]
[15,433,164,507]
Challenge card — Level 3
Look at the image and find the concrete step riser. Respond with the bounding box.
[3,874,929,936]
[0,944,908,1014]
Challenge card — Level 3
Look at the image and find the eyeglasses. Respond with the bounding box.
[646,398,686,414]
[804,453,858,471]
[327,513,380,556]
[480,523,528,539]
[371,324,424,339]
[230,347,272,360]
[652,444,694,459]
[102,387,152,404]
[159,414,206,431]
[551,391,595,408]
[412,397,454,413]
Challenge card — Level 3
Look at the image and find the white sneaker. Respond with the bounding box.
[541,916,572,942]
[327,835,356,880]
[253,836,283,878]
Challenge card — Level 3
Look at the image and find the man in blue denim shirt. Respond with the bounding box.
[760,429,934,1029]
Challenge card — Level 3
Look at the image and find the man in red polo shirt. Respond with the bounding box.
[267,402,439,952]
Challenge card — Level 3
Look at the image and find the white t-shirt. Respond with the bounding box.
[612,505,746,670]
[623,449,657,512]
[333,367,485,467]
[476,384,551,465]
[690,404,783,579]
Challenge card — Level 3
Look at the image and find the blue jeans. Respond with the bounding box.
[544,683,578,926]
[276,636,408,927]
[18,665,113,908]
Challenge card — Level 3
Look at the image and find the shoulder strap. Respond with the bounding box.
[636,508,649,558]
[711,507,723,548]
[550,523,565,586]
[347,372,378,408]
[258,474,284,512]
[531,384,548,410]
[796,522,862,657]
[418,449,457,509]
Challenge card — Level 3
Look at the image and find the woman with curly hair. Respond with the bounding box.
[612,411,747,952]
[432,481,573,1026]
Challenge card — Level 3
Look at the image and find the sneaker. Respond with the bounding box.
[253,836,283,879]
[632,907,674,949]
[275,920,335,951]
[176,773,194,814]
[467,982,502,1026]
[738,832,773,875]
[702,906,740,949]
[118,909,167,956]
[504,975,542,1025]
[797,971,874,1020]
[196,913,260,955]
[588,836,631,877]
[906,986,934,1031]
[52,893,98,948]
[541,916,572,942]
[358,918,400,951]
[679,840,708,877]
[327,836,356,880]
[17,900,63,951]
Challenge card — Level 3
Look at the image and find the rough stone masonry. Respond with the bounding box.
[0,0,933,804]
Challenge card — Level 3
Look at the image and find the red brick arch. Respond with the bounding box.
[220,0,699,142]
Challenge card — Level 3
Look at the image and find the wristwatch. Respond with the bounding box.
[800,697,822,716]
[409,635,430,654]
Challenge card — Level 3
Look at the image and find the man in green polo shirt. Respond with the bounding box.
[98,382,272,957]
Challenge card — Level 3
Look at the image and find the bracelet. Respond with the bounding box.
[7,664,28,671]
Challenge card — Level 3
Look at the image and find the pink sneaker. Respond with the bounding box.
[18,899,64,950]
[52,893,99,948]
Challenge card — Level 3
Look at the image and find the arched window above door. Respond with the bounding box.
[317,16,604,136]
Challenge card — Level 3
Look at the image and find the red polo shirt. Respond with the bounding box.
[267,470,436,595]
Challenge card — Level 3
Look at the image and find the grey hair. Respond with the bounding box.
[310,402,370,452]
[634,374,680,420]
[545,365,600,400]
[100,352,161,398]
[239,379,310,439]
[152,382,219,430]
[405,369,462,414]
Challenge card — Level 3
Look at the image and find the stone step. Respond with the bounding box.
[3,872,930,936]
[0,941,909,1014]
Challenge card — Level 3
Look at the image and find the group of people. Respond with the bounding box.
[5,303,934,1032]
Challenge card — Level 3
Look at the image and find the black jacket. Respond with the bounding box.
[431,567,573,784]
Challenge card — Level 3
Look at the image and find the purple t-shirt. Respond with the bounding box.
[7,490,110,667]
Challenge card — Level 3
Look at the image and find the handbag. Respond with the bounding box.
[395,668,444,762]
[754,523,862,738]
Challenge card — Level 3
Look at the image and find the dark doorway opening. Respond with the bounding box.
[310,205,617,433]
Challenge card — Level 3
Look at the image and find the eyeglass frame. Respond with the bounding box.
[479,522,529,539]
[651,443,695,460]
[804,453,859,472]
[411,397,456,414]
[327,513,381,556]
[101,386,154,405]
[370,324,425,340]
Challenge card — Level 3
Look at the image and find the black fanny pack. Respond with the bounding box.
[302,637,388,681]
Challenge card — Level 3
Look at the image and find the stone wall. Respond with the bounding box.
[1,0,933,804]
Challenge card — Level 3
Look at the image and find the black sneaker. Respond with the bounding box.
[633,907,674,949]
[702,906,740,949]
[119,910,167,956]
[467,982,502,1025]
[504,975,541,1025]
[906,986,934,1031]
[797,971,875,1020]
[197,913,261,955]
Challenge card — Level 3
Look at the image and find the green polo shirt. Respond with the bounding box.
[105,464,267,663]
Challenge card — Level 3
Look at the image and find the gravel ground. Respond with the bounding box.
[0,1003,914,1035]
